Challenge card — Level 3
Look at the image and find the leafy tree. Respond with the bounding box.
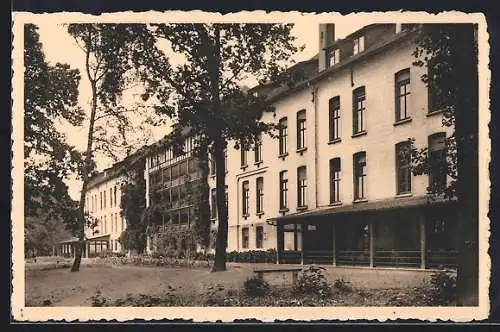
[66,24,161,271]
[119,159,147,254]
[410,24,478,305]
[137,23,303,271]
[25,214,72,257]
[24,24,84,252]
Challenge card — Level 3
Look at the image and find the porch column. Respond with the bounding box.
[369,221,375,268]
[420,217,427,269]
[293,224,298,251]
[276,223,284,264]
[332,222,337,266]
[300,222,305,265]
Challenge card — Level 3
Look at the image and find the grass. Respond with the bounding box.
[25,261,445,307]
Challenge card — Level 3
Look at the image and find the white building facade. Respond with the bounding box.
[210,23,457,269]
[83,169,127,256]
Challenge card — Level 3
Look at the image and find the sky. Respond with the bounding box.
[35,20,366,199]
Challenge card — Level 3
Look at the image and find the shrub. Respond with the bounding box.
[333,278,352,292]
[97,249,126,259]
[243,275,271,297]
[293,265,331,298]
[90,290,107,307]
[226,249,276,263]
[428,270,457,305]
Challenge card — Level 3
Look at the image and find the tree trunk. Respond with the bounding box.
[454,24,479,306]
[203,24,227,272]
[212,135,228,271]
[71,38,98,272]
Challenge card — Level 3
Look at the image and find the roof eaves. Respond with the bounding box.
[265,31,414,105]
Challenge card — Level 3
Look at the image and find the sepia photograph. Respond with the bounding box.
[11,10,490,322]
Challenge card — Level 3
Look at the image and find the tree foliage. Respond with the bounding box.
[119,161,147,254]
[410,24,478,306]
[24,24,84,223]
[66,24,162,271]
[410,24,477,200]
[136,23,303,271]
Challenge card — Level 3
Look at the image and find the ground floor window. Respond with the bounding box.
[242,227,249,249]
[256,226,264,248]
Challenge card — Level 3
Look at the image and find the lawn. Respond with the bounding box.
[25,261,448,307]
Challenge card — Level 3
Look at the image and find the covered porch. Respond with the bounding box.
[57,234,111,258]
[270,196,458,269]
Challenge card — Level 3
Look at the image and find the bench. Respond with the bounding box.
[253,268,302,284]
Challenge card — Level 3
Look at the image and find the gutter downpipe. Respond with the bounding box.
[312,84,319,210]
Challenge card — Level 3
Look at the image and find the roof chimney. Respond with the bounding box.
[318,24,335,72]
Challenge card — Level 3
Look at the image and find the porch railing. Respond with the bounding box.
[277,249,458,269]
[303,251,334,265]
[336,250,370,266]
[427,250,458,269]
[279,251,301,264]
[374,250,421,268]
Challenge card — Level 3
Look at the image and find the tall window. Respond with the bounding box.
[115,213,118,233]
[278,117,288,156]
[100,192,103,210]
[103,190,107,209]
[242,227,249,249]
[279,170,288,210]
[242,180,250,216]
[428,133,447,190]
[353,152,367,200]
[113,186,117,207]
[396,141,412,194]
[329,96,341,141]
[329,158,341,203]
[254,134,262,164]
[104,215,107,233]
[210,188,217,219]
[297,166,307,208]
[256,177,264,214]
[240,144,247,168]
[353,87,366,134]
[109,188,113,207]
[256,226,264,249]
[210,152,216,176]
[296,110,307,150]
[353,35,365,55]
[427,59,446,114]
[395,68,411,121]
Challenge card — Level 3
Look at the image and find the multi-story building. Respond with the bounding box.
[82,149,146,257]
[144,133,208,254]
[211,23,458,269]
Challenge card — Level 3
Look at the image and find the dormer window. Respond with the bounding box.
[327,48,340,67]
[353,35,365,55]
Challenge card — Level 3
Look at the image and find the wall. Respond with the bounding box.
[84,174,126,252]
